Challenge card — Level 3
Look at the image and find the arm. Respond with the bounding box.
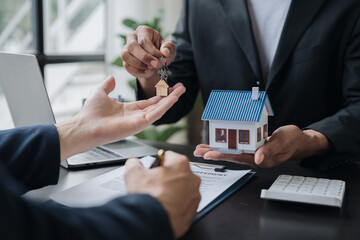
[1,77,200,238]
[0,151,200,240]
[194,14,360,169]
[56,76,185,160]
[0,164,173,240]
[254,15,360,167]
[153,0,200,125]
[0,76,185,187]
[304,16,360,157]
[123,0,200,125]
[0,125,60,191]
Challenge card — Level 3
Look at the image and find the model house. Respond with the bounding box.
[155,79,169,97]
[201,87,274,154]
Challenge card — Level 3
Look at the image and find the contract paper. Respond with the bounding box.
[50,156,250,212]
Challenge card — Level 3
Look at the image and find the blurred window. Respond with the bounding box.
[0,0,35,52]
[44,0,104,54]
[45,62,105,122]
[0,0,105,129]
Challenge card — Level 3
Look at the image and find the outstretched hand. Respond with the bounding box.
[56,76,185,160]
[194,125,331,168]
[79,76,185,143]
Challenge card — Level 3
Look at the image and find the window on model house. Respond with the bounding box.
[257,127,261,142]
[239,130,250,144]
[216,128,227,143]
[263,124,268,139]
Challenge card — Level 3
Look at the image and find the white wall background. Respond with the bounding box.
[105,0,183,100]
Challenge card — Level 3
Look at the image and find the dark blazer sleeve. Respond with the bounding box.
[0,125,60,191]
[0,164,173,240]
[0,124,174,239]
[136,0,200,125]
[306,16,360,157]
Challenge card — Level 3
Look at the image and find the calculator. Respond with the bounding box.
[261,175,345,207]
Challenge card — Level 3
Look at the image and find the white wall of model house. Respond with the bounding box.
[209,106,269,153]
[255,106,269,149]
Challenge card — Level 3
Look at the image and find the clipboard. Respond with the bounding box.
[190,162,256,223]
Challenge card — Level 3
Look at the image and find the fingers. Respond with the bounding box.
[123,33,160,67]
[122,26,164,76]
[203,150,224,160]
[196,144,210,149]
[134,95,162,109]
[194,143,259,167]
[124,158,145,181]
[162,151,190,169]
[161,83,186,101]
[137,27,163,67]
[122,53,149,71]
[160,40,176,65]
[193,147,210,157]
[254,125,302,168]
[99,76,116,95]
[144,84,186,122]
[254,146,270,166]
[198,149,258,168]
[168,83,185,95]
[193,144,211,156]
[126,83,185,111]
[121,26,177,80]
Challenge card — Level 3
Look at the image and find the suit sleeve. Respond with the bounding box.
[306,15,360,157]
[0,124,174,239]
[0,164,173,240]
[0,125,60,191]
[136,0,200,125]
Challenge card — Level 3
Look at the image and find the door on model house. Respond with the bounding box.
[228,129,237,149]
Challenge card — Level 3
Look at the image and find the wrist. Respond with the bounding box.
[55,116,92,161]
[138,73,160,98]
[297,130,331,159]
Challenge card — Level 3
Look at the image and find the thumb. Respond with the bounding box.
[100,76,116,95]
[254,144,271,166]
[125,158,145,179]
[160,40,176,64]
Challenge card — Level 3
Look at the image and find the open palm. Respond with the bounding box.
[77,76,185,147]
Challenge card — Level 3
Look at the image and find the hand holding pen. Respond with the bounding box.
[124,150,201,238]
[150,149,166,168]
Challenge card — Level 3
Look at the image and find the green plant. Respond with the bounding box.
[112,9,184,143]
[135,125,187,142]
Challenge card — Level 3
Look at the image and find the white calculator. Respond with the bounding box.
[261,175,345,207]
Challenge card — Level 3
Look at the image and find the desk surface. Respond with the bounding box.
[25,140,360,240]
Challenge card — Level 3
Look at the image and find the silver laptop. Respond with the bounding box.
[0,52,158,169]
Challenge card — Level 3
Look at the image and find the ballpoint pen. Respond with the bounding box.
[150,149,166,168]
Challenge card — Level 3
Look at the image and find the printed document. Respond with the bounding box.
[50,156,251,212]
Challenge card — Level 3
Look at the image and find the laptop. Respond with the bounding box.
[0,52,158,169]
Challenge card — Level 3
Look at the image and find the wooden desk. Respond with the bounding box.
[25,140,360,240]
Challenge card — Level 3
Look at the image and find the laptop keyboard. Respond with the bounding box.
[69,148,123,163]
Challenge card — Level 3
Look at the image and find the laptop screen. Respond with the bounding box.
[0,52,56,127]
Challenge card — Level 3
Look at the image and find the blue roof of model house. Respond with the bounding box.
[201,90,274,122]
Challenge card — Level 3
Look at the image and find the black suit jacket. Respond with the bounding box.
[138,0,360,163]
[0,125,173,240]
